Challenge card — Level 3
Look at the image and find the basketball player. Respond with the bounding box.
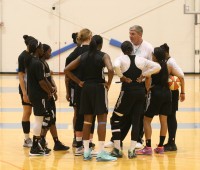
[110,41,160,158]
[25,39,53,156]
[39,44,70,151]
[160,43,185,151]
[65,29,95,155]
[105,25,153,149]
[66,32,78,148]
[136,47,172,155]
[18,35,35,147]
[64,35,117,161]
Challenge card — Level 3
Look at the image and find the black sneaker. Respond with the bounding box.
[110,148,123,158]
[54,141,70,151]
[164,143,177,151]
[72,138,77,147]
[38,142,51,156]
[89,142,95,148]
[44,146,51,153]
[29,146,44,156]
[128,149,137,159]
[43,147,51,155]
[39,139,51,153]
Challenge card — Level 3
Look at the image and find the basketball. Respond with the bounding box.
[168,75,181,90]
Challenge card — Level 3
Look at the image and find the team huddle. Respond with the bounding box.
[18,25,185,162]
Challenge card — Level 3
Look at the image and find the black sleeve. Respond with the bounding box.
[65,47,80,66]
[65,52,75,66]
[34,61,45,81]
[18,54,25,73]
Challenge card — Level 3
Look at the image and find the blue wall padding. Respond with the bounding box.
[51,43,77,58]
[109,38,122,48]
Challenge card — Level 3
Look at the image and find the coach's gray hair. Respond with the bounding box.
[129,25,143,34]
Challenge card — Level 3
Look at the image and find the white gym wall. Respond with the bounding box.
[0,0,198,73]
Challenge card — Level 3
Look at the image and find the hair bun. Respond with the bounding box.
[23,35,29,40]
[72,32,78,44]
[23,35,36,46]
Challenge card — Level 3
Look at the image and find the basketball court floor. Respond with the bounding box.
[0,74,199,170]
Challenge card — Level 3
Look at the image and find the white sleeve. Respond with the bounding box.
[113,57,121,67]
[147,45,153,61]
[168,58,184,78]
[113,57,123,78]
[135,57,161,77]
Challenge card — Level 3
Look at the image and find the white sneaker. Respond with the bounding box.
[23,138,33,148]
[135,142,143,149]
[104,141,114,148]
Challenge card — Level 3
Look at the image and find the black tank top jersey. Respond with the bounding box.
[65,45,89,86]
[65,45,89,74]
[27,57,47,100]
[79,50,106,83]
[40,59,52,83]
[122,55,144,89]
[18,50,30,94]
[151,68,169,88]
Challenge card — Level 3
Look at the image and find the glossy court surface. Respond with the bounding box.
[0,74,199,170]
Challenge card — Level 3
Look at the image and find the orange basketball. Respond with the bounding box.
[168,75,181,90]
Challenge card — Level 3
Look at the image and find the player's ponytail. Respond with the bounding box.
[153,47,169,88]
[88,35,103,58]
[160,43,169,53]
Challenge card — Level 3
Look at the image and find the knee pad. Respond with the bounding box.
[42,109,55,129]
[33,117,43,136]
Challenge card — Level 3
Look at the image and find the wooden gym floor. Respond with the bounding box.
[0,74,199,170]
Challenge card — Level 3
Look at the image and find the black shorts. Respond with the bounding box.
[114,87,146,116]
[145,86,172,118]
[68,83,82,107]
[30,97,51,116]
[80,83,108,115]
[20,93,32,106]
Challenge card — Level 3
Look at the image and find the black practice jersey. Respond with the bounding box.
[122,55,143,89]
[27,57,47,100]
[65,45,89,85]
[152,68,169,88]
[40,59,52,83]
[79,50,105,83]
[18,50,30,94]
